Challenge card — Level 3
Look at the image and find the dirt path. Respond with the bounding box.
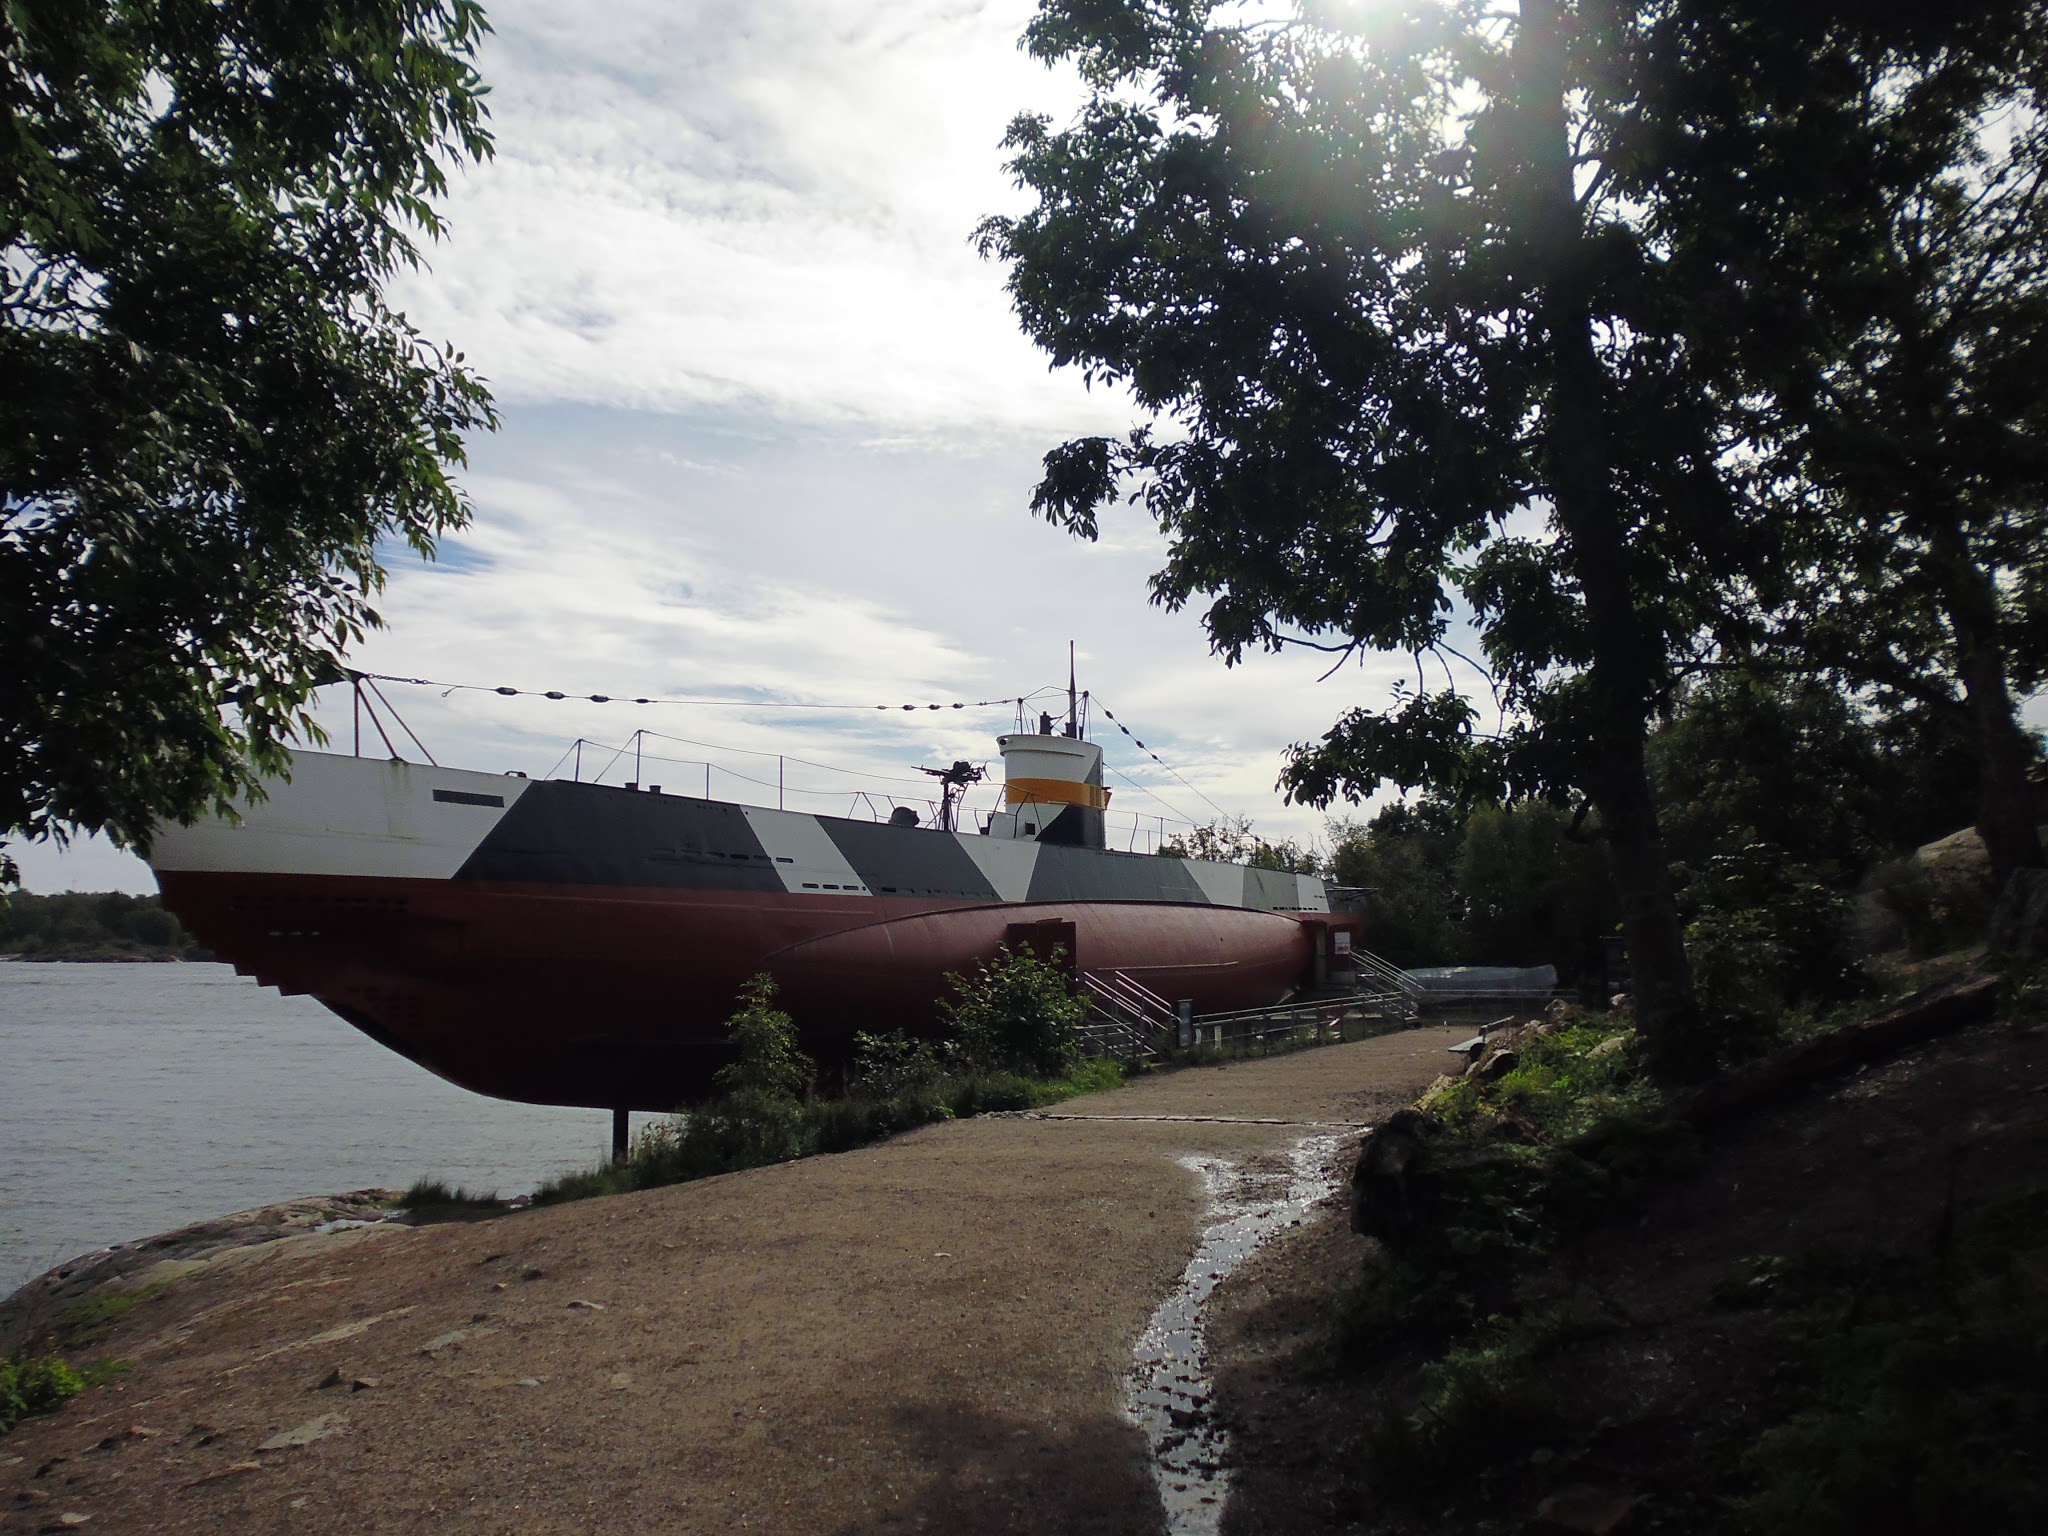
[0,1029,1461,1535]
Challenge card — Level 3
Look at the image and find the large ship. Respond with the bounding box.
[148,703,1360,1113]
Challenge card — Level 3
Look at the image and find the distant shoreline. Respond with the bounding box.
[1,890,206,963]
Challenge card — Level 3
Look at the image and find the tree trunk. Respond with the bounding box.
[1518,0,1703,1077]
[1960,640,2044,878]
[1926,528,2046,879]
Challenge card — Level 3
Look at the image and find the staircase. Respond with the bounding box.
[1072,948,1427,1063]
[1349,946,1423,1026]
[1075,969,1177,1060]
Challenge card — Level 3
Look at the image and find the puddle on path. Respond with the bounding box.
[1126,1134,1341,1536]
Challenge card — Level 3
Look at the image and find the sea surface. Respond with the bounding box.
[0,962,650,1289]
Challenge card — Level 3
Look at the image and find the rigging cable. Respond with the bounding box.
[1089,695,1239,824]
[1097,758,1203,832]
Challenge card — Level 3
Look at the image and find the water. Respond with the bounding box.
[1126,1135,1340,1536]
[0,963,642,1288]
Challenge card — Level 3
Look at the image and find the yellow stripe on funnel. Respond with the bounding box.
[1005,777,1110,810]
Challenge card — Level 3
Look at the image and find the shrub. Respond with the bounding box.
[851,1028,952,1098]
[1681,843,1858,1028]
[940,944,1085,1077]
[1868,856,1995,957]
[529,966,1128,1209]
[715,975,813,1102]
[0,1356,84,1435]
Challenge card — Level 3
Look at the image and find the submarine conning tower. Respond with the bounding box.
[986,724,1109,850]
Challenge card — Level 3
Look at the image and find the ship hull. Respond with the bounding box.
[149,752,1349,1109]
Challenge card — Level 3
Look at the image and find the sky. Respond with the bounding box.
[16,0,1417,895]
[19,0,2042,896]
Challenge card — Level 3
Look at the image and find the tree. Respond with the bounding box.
[715,975,814,1103]
[1641,4,2048,879]
[1456,801,1616,974]
[1158,813,1319,871]
[1326,797,1615,975]
[1325,808,1466,969]
[1646,672,1893,1017]
[940,944,1085,1078]
[2,1,497,864]
[979,0,1769,1074]
[1647,672,1895,892]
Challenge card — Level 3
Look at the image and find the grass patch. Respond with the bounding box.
[1365,1305,1610,1502]
[50,1280,170,1349]
[533,1056,1139,1207]
[1424,1018,1661,1142]
[399,1177,506,1219]
[1030,1056,1131,1102]
[0,1356,84,1435]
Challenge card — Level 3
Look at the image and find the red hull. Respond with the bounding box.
[158,870,1323,1109]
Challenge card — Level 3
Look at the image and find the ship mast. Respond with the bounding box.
[1067,641,1078,739]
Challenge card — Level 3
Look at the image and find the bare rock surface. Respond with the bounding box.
[0,1029,1460,1535]
[0,1191,405,1358]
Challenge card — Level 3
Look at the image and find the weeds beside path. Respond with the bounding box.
[533,1058,1132,1207]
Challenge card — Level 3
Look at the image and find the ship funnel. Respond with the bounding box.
[988,732,1108,849]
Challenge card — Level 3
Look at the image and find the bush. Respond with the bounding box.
[1337,1022,1691,1371]
[715,975,813,1101]
[531,1057,1129,1207]
[940,944,1085,1077]
[0,1356,84,1435]
[1680,843,1858,1027]
[1868,856,1995,957]
[638,1089,810,1176]
[851,1028,952,1098]
[526,962,1131,1208]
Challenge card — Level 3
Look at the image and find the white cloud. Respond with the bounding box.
[391,0,1125,437]
[315,406,1420,852]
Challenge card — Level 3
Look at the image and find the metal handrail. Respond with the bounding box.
[1108,969,1176,1019]
[1092,979,1171,1032]
[1191,995,1350,1027]
[1350,946,1423,998]
[1078,969,1178,1034]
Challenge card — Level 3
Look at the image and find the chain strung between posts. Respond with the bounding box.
[350,669,1058,714]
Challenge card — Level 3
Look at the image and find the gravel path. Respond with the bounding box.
[0,1029,1459,1535]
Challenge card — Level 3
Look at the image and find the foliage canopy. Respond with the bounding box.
[1,0,497,863]
[977,0,1760,1069]
[1650,2,2048,877]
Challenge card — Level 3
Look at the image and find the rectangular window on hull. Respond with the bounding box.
[433,789,505,808]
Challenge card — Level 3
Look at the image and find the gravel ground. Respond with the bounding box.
[0,1027,1460,1535]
